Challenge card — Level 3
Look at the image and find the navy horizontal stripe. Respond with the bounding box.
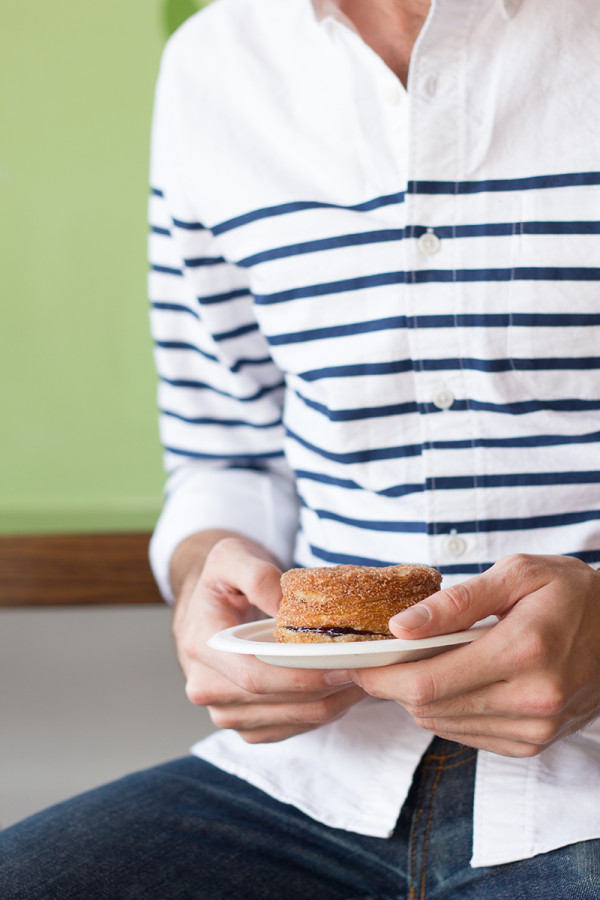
[305,507,600,536]
[271,317,409,348]
[311,507,426,533]
[416,221,600,239]
[184,255,227,268]
[428,430,600,451]
[156,340,218,363]
[410,312,600,329]
[434,398,600,415]
[213,322,260,342]
[288,427,600,462]
[165,445,285,462]
[150,224,171,236]
[419,357,600,373]
[429,471,600,490]
[256,267,600,305]
[295,469,424,497]
[573,549,600,566]
[196,172,600,236]
[307,544,489,573]
[238,229,404,268]
[211,191,406,236]
[238,220,600,268]
[295,469,600,496]
[296,391,600,422]
[197,288,251,305]
[156,340,273,372]
[270,311,600,348]
[160,408,282,428]
[172,217,206,231]
[150,187,164,197]
[159,375,284,401]
[434,509,600,535]
[303,546,600,573]
[295,390,418,421]
[286,427,422,464]
[296,357,600,387]
[151,264,183,277]
[151,302,200,320]
[299,360,412,382]
[408,171,600,195]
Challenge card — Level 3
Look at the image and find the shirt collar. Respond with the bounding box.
[311,0,524,24]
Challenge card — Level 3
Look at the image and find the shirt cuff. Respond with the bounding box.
[149,464,300,603]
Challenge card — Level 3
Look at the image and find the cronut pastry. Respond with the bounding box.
[274,563,442,643]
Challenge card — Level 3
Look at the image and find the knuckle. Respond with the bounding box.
[231,666,262,695]
[403,672,436,710]
[442,582,475,619]
[185,682,213,707]
[309,698,343,726]
[239,731,263,744]
[244,561,281,601]
[533,684,567,718]
[514,742,546,758]
[513,632,552,669]
[207,706,236,730]
[413,716,437,732]
[179,636,201,664]
[500,553,542,589]
[524,719,558,747]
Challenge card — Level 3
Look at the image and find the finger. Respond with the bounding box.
[236,724,325,744]
[415,712,566,754]
[208,685,365,734]
[190,668,364,709]
[388,554,549,639]
[203,538,283,617]
[352,629,506,706]
[420,729,548,758]
[186,644,362,700]
[400,670,568,722]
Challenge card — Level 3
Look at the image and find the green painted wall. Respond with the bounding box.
[0,0,210,534]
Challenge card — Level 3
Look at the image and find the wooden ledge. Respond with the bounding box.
[0,533,162,606]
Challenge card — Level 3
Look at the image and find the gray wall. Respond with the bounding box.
[0,605,215,829]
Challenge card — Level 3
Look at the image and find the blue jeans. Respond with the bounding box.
[0,737,598,899]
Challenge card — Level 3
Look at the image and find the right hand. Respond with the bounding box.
[171,534,366,743]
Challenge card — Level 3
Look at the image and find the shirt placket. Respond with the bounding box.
[401,0,484,577]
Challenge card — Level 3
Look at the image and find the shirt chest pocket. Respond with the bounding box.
[504,190,600,404]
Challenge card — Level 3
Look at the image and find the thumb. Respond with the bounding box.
[389,567,514,638]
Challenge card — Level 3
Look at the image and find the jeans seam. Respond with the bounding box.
[422,754,477,773]
[417,762,444,900]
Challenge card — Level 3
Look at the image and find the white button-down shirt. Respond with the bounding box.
[148,0,600,866]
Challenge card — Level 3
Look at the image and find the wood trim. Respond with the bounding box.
[0,533,163,606]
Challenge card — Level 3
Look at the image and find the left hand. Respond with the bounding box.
[349,554,600,757]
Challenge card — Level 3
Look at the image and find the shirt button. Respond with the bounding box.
[424,74,438,97]
[417,230,441,254]
[384,86,403,106]
[444,533,467,558]
[432,388,454,410]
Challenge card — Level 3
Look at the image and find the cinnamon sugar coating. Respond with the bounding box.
[274,563,442,643]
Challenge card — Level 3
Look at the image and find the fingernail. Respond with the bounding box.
[323,669,353,685]
[391,603,431,631]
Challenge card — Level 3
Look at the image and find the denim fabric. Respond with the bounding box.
[1,737,598,899]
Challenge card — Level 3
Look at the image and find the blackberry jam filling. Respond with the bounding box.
[284,625,382,637]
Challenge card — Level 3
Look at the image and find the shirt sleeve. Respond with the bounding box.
[147,41,299,602]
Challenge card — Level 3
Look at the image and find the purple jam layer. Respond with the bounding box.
[284,625,383,637]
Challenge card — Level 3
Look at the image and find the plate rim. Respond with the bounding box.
[208,618,494,657]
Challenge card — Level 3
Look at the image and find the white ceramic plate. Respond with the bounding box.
[208,619,495,669]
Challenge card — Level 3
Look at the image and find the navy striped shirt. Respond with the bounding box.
[148,0,600,865]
